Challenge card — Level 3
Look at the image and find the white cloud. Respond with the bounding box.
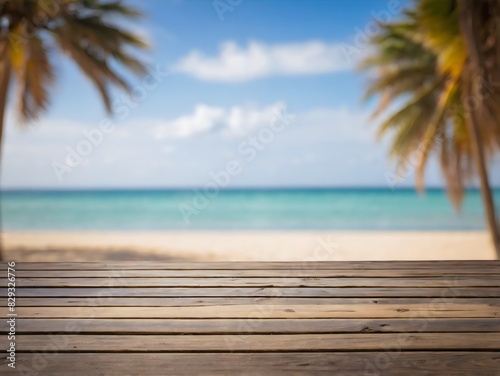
[1,103,403,189]
[172,40,352,82]
[162,145,176,154]
[153,102,287,139]
[300,107,373,141]
[153,104,225,139]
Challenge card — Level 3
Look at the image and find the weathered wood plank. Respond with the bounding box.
[5,286,499,298]
[5,276,500,288]
[6,333,500,351]
[2,318,499,334]
[2,303,498,318]
[1,261,499,376]
[2,352,499,376]
[9,297,500,307]
[6,268,500,278]
[10,260,500,270]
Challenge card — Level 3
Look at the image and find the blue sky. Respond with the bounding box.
[3,0,499,189]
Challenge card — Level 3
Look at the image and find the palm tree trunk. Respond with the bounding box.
[0,40,11,262]
[458,0,500,258]
[467,110,500,257]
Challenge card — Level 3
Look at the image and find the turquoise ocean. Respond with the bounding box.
[1,188,499,231]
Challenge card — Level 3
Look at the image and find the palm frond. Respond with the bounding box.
[9,22,54,122]
[358,2,486,208]
[3,0,148,116]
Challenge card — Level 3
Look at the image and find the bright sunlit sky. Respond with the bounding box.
[2,0,499,189]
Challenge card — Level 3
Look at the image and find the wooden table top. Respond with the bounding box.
[1,261,500,375]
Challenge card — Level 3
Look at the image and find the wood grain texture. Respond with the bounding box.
[5,286,500,298]
[6,268,500,277]
[5,276,500,287]
[2,353,499,376]
[8,260,500,270]
[2,303,499,318]
[5,333,500,352]
[2,318,500,334]
[1,261,499,375]
[9,296,500,307]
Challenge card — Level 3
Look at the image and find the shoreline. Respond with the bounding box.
[4,230,495,262]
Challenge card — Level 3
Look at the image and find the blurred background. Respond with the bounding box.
[1,0,499,261]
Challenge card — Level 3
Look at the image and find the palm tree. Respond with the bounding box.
[360,0,500,256]
[0,0,148,260]
[456,0,500,254]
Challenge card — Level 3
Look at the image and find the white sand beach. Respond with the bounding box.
[3,230,496,262]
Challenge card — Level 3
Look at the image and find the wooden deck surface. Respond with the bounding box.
[1,261,500,375]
